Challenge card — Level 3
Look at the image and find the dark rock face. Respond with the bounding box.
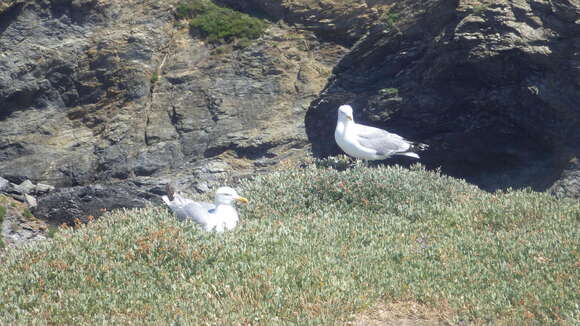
[31,182,153,225]
[0,0,346,223]
[0,0,133,187]
[306,0,580,194]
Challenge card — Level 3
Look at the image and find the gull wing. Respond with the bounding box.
[163,193,211,222]
[162,195,191,220]
[182,201,215,227]
[354,124,411,155]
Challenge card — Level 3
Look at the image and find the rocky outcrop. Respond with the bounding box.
[549,158,580,199]
[1,194,47,248]
[0,177,54,208]
[0,0,347,224]
[219,0,393,46]
[306,0,580,195]
[31,182,153,225]
[0,0,578,230]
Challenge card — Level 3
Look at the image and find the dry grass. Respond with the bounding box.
[349,301,452,325]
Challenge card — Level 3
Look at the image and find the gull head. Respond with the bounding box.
[214,187,249,206]
[337,105,354,122]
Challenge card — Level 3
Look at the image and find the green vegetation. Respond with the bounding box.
[0,162,578,324]
[472,4,488,16]
[22,209,33,219]
[379,87,399,97]
[175,0,268,45]
[150,71,159,84]
[381,10,400,27]
[0,205,5,249]
[46,224,59,239]
[175,0,208,19]
[0,205,5,224]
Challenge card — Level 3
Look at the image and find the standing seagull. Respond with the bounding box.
[334,104,428,160]
[162,184,249,232]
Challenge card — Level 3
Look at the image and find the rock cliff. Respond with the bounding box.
[0,0,578,230]
[306,0,579,195]
[0,0,347,224]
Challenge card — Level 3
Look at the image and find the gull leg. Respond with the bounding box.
[353,158,370,168]
[343,154,360,168]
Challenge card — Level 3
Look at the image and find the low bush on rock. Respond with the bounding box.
[0,205,5,249]
[0,162,578,324]
[0,206,5,224]
[176,0,268,45]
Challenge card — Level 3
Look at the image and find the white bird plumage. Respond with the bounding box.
[162,185,248,232]
[334,104,428,160]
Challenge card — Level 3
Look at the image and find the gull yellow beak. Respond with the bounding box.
[235,196,249,204]
[347,115,353,120]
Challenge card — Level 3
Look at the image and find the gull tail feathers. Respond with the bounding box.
[408,141,429,156]
[411,142,429,152]
[400,152,420,159]
[399,141,428,159]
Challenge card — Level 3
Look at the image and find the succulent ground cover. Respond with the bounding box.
[0,162,578,324]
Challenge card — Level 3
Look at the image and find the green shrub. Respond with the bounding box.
[472,4,488,16]
[46,225,59,239]
[22,209,33,219]
[0,205,6,224]
[0,162,578,324]
[175,0,210,20]
[379,87,399,97]
[381,10,399,27]
[176,0,267,45]
[0,205,5,249]
[234,37,253,49]
[150,71,159,84]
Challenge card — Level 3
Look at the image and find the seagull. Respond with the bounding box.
[334,104,428,160]
[161,184,249,232]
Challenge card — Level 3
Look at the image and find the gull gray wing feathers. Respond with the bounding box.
[354,124,412,156]
[162,193,195,221]
[182,201,215,225]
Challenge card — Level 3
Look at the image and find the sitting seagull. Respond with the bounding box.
[334,104,428,160]
[161,184,248,232]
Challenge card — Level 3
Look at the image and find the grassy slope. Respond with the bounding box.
[0,163,578,325]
